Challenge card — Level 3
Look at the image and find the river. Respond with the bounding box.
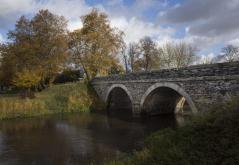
[0,113,186,165]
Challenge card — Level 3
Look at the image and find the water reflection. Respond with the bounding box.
[0,113,186,165]
[0,132,6,160]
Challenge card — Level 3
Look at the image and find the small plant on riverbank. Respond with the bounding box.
[105,97,239,165]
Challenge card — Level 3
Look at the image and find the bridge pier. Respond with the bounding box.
[132,103,141,117]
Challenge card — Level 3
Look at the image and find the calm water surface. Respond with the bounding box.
[0,113,186,165]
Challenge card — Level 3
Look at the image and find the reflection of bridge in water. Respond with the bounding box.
[91,62,239,117]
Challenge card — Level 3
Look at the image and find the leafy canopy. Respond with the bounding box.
[69,9,124,80]
[0,10,68,89]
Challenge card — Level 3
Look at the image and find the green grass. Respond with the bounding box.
[0,83,105,120]
[105,97,239,165]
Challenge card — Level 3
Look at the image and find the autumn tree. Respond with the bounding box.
[0,45,4,90]
[161,42,175,68]
[30,10,68,88]
[121,42,140,73]
[69,9,124,80]
[128,42,141,72]
[121,42,145,73]
[0,43,18,86]
[173,42,197,68]
[161,42,197,68]
[1,10,68,90]
[138,37,161,71]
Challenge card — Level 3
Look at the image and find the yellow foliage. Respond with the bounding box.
[12,69,41,89]
[69,9,124,80]
[1,10,68,87]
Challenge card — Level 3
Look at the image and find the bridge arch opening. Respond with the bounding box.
[140,83,197,115]
[106,85,133,119]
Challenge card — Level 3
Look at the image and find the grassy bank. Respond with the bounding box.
[0,83,105,120]
[106,98,239,165]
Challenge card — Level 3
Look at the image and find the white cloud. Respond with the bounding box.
[0,0,178,51]
[2,0,236,59]
[31,0,91,32]
[103,0,167,21]
[0,0,35,16]
[37,0,90,18]
[0,0,174,44]
[155,36,175,46]
[196,53,217,64]
[227,38,239,47]
[0,0,35,28]
[0,0,91,30]
[111,17,174,44]
[67,20,83,32]
[155,35,216,52]
[183,35,217,51]
[158,0,239,54]
[0,34,4,43]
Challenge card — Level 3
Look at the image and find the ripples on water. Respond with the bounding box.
[0,113,187,165]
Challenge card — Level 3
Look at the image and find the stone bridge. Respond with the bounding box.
[91,62,239,117]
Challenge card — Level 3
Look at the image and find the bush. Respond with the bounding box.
[54,69,83,84]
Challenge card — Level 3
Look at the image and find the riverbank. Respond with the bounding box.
[0,83,105,120]
[106,97,239,165]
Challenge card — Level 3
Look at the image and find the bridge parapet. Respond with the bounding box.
[92,61,239,82]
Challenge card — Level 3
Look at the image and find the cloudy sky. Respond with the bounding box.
[1,0,239,58]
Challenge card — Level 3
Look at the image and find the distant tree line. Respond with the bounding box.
[199,44,239,64]
[122,38,197,72]
[0,8,238,93]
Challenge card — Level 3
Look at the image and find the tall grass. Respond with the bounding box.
[0,97,48,119]
[0,83,105,120]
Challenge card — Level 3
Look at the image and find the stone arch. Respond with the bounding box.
[140,82,198,114]
[105,84,133,119]
[105,84,133,103]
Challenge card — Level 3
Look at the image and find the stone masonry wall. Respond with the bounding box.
[91,61,239,116]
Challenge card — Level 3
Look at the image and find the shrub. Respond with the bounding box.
[54,69,83,84]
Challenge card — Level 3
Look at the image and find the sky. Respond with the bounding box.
[1,0,239,60]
